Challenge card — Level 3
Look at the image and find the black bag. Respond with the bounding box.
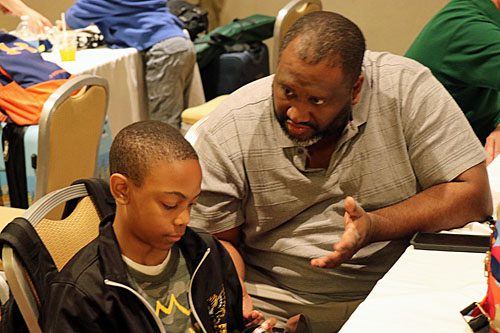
[2,124,31,209]
[0,178,115,331]
[167,0,209,41]
[201,42,270,100]
[194,14,275,69]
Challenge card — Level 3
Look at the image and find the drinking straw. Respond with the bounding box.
[61,12,66,34]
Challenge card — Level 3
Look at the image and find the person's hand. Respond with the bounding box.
[310,196,372,268]
[0,4,10,14]
[22,7,52,34]
[242,285,263,327]
[485,126,500,165]
[251,317,277,333]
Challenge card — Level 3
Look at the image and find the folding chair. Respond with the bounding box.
[35,74,109,202]
[272,0,323,72]
[0,180,112,332]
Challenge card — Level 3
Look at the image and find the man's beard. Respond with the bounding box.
[276,103,352,147]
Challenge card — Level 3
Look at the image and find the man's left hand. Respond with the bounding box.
[485,126,500,165]
[310,196,372,268]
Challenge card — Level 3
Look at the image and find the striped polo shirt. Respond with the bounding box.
[187,50,485,300]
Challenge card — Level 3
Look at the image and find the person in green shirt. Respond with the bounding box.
[406,0,500,164]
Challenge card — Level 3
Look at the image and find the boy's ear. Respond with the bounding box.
[110,173,130,205]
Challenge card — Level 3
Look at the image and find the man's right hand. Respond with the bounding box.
[310,196,373,268]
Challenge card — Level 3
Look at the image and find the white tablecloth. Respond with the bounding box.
[42,48,147,136]
[42,47,205,136]
[339,161,500,333]
[339,245,487,333]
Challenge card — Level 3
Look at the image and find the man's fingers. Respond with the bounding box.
[344,196,365,220]
[310,251,345,268]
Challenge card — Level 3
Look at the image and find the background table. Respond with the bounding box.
[42,47,205,136]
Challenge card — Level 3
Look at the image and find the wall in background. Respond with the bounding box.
[219,0,449,56]
[1,0,448,56]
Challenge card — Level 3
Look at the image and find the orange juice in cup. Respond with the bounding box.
[55,31,77,62]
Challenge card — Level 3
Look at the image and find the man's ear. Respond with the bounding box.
[351,74,364,106]
[110,173,130,205]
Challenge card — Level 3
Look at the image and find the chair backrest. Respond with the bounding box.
[1,182,105,332]
[35,74,109,202]
[272,0,322,72]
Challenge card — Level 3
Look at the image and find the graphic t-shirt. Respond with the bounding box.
[124,245,193,333]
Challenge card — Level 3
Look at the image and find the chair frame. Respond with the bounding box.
[2,183,89,333]
[35,75,109,201]
[272,0,322,72]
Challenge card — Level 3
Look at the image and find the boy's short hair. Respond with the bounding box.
[110,120,198,185]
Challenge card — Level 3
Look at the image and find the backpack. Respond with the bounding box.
[0,178,115,332]
[0,32,71,126]
[462,219,500,332]
[167,0,209,41]
[194,14,275,69]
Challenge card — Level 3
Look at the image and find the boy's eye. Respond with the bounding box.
[163,203,178,210]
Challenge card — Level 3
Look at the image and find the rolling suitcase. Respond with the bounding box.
[200,42,270,100]
[1,120,112,209]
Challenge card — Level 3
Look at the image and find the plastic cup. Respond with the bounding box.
[54,31,77,62]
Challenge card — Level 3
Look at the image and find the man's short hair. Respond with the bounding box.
[110,120,198,185]
[279,11,366,85]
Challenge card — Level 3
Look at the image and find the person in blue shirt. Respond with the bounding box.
[65,0,196,129]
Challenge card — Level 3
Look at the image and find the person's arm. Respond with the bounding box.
[43,283,102,332]
[64,0,108,29]
[0,0,51,32]
[214,227,263,326]
[311,161,492,268]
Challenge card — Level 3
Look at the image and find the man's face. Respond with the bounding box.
[123,159,201,253]
[273,39,362,145]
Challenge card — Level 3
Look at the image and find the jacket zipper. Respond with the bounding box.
[104,247,211,333]
[104,279,166,333]
[188,248,211,333]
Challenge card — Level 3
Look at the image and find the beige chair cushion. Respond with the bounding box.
[181,95,228,125]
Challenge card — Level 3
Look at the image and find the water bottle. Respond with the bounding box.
[15,15,39,49]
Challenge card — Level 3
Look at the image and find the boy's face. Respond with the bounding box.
[118,159,202,255]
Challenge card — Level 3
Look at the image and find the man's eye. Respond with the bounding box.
[310,97,325,105]
[283,87,294,97]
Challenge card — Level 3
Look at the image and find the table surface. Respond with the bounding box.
[339,159,500,333]
[339,245,487,333]
[0,207,25,232]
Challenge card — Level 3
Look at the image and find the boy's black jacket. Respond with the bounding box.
[40,214,254,333]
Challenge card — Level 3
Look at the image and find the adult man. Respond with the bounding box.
[187,11,492,332]
[406,0,500,164]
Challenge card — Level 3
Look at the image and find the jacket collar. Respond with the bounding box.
[97,215,211,282]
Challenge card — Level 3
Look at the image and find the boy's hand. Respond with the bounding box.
[251,317,277,333]
[243,292,262,327]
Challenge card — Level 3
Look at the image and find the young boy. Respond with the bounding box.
[64,0,196,129]
[43,121,273,332]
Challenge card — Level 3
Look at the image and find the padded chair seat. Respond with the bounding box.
[181,95,228,125]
